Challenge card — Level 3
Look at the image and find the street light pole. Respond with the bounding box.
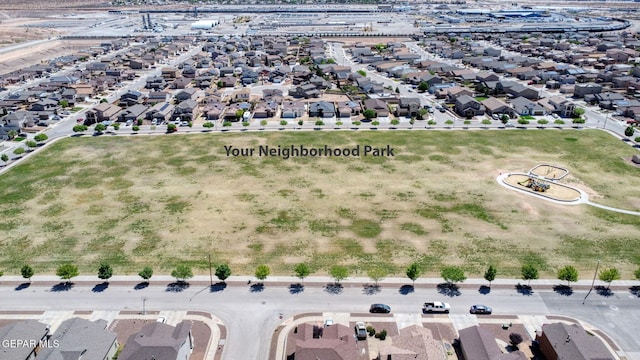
[583,259,600,304]
[142,297,147,315]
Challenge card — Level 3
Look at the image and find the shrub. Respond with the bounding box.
[573,117,586,124]
[445,120,454,125]
[463,120,471,125]
[260,120,267,126]
[390,119,400,125]
[352,121,361,126]
[280,120,288,126]
[132,125,140,132]
[371,121,380,126]
[375,329,388,340]
[242,122,250,127]
[554,119,565,125]
[223,121,232,127]
[538,119,549,125]
[481,119,492,125]
[366,326,376,336]
[335,121,343,126]
[315,120,324,126]
[518,118,530,124]
[427,120,436,125]
[203,122,214,128]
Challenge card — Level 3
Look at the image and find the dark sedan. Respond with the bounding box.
[470,305,492,315]
[369,304,391,313]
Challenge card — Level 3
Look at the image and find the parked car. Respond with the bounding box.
[355,322,367,340]
[369,304,391,314]
[469,305,492,315]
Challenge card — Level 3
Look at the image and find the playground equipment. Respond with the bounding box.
[518,176,550,192]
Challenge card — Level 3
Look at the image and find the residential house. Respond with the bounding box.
[309,101,336,118]
[173,99,197,121]
[233,88,251,102]
[175,88,198,102]
[395,97,421,117]
[540,96,575,117]
[455,94,485,118]
[511,96,547,116]
[253,100,278,118]
[505,83,539,100]
[119,321,193,360]
[171,78,191,90]
[459,325,527,360]
[146,102,175,123]
[86,103,122,124]
[161,68,178,79]
[481,97,516,118]
[377,325,446,360]
[476,71,500,82]
[0,320,50,360]
[145,76,166,90]
[262,89,284,104]
[363,98,390,118]
[119,104,148,123]
[30,99,60,113]
[37,318,118,360]
[442,86,474,102]
[119,90,145,107]
[281,101,306,119]
[336,101,362,118]
[290,84,320,99]
[573,83,602,98]
[202,101,225,120]
[218,76,237,88]
[535,323,615,360]
[285,323,368,360]
[148,91,170,104]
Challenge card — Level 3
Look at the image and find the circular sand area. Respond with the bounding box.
[503,173,582,202]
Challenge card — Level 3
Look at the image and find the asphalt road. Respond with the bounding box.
[0,283,638,359]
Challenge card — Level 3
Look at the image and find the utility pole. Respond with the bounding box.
[142,297,148,315]
[583,259,600,304]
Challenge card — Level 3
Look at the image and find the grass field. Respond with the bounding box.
[1,130,640,279]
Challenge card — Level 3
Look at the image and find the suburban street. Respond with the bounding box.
[0,278,638,359]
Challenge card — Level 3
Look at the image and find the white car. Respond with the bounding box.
[355,322,367,340]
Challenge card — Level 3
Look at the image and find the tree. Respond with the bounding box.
[368,267,387,286]
[1,153,8,162]
[138,266,153,283]
[59,99,69,108]
[235,109,245,120]
[171,264,193,282]
[21,264,34,282]
[294,263,311,282]
[406,262,421,285]
[484,265,497,287]
[509,332,523,349]
[132,125,140,132]
[329,265,349,284]
[255,264,270,282]
[56,263,79,283]
[500,114,509,124]
[417,81,429,93]
[573,107,585,118]
[26,140,37,149]
[94,123,107,133]
[73,124,88,133]
[215,264,232,282]
[167,123,177,133]
[97,263,113,282]
[203,121,214,128]
[417,108,428,120]
[625,126,635,137]
[357,69,366,77]
[363,109,376,120]
[99,98,108,103]
[519,265,538,287]
[599,267,620,289]
[34,133,48,142]
[440,266,466,284]
[557,265,579,286]
[13,147,25,155]
[395,87,400,94]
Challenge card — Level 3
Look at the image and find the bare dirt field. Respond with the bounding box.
[0,130,639,279]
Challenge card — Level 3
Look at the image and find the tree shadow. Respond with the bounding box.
[515,284,533,296]
[630,286,640,297]
[92,282,109,293]
[15,282,31,291]
[595,286,613,297]
[134,282,149,290]
[437,283,461,297]
[289,283,304,294]
[210,282,227,293]
[324,283,343,295]
[398,285,414,295]
[51,282,74,292]
[362,284,381,295]
[553,285,573,296]
[166,281,190,293]
[250,283,264,293]
[479,285,491,295]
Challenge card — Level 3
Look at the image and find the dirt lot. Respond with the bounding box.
[0,130,639,278]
